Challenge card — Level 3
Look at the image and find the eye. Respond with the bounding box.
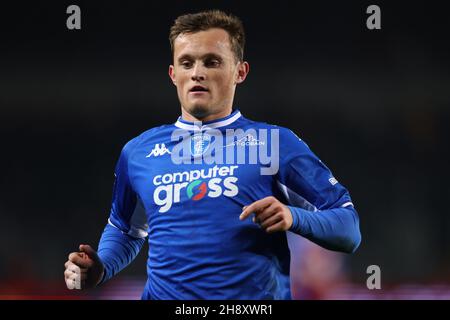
[180,61,193,69]
[204,59,221,68]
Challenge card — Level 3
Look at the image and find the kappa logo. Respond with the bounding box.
[146,143,171,158]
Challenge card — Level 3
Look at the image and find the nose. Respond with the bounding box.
[191,62,206,82]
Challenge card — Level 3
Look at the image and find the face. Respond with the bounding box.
[169,28,249,120]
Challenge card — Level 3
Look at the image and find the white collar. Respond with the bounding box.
[174,110,242,131]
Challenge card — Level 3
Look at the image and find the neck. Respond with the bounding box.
[181,107,233,122]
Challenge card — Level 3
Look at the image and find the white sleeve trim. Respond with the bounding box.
[107,197,148,239]
[277,181,318,212]
[341,202,354,208]
[277,181,354,211]
[108,218,120,229]
[128,197,148,238]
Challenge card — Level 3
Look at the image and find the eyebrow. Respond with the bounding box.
[177,53,223,63]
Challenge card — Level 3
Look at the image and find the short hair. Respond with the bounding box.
[169,10,245,62]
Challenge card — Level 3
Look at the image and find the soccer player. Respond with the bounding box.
[64,10,361,299]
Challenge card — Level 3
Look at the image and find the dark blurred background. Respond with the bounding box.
[1,0,449,299]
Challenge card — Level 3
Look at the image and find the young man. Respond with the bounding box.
[64,10,361,300]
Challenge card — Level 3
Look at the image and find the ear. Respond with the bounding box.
[168,65,176,86]
[235,61,250,84]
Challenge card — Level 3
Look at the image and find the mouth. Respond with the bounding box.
[189,85,209,94]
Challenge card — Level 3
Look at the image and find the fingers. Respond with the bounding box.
[65,261,87,273]
[65,270,87,281]
[65,271,87,289]
[66,276,77,290]
[64,267,87,282]
[265,220,287,234]
[64,261,88,290]
[79,244,99,261]
[259,213,283,230]
[68,252,92,269]
[239,197,274,220]
[240,196,293,234]
[66,263,81,274]
[254,203,278,224]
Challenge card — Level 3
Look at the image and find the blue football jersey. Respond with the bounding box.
[99,109,360,300]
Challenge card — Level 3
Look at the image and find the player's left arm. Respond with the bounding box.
[240,127,361,253]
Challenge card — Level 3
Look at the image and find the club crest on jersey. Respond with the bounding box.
[190,133,211,157]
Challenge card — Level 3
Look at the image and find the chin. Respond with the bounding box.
[187,104,212,119]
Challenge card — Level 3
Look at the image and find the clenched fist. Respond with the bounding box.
[64,244,104,290]
[239,196,293,233]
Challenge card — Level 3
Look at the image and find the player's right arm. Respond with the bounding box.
[64,138,148,290]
